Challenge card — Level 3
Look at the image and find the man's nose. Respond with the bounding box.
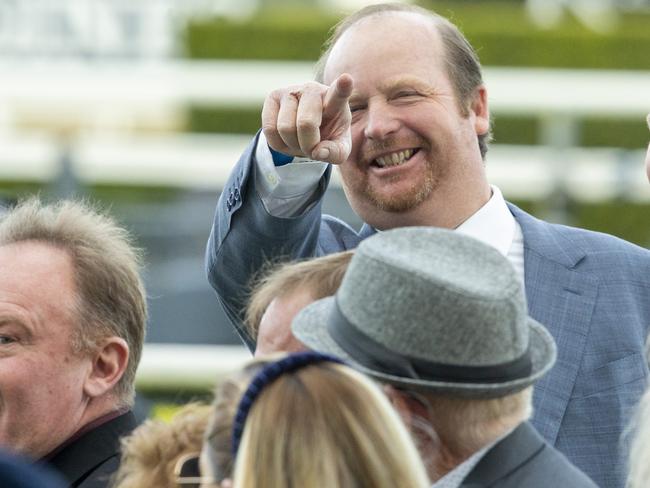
[363,101,400,140]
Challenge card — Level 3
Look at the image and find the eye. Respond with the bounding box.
[0,335,15,345]
[349,104,366,113]
[393,91,419,100]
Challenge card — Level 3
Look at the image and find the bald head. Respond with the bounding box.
[315,3,490,158]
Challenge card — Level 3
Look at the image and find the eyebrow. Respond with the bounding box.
[0,316,33,336]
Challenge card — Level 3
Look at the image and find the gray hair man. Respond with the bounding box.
[293,228,596,487]
[0,198,147,487]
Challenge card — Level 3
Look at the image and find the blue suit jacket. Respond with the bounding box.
[206,133,650,488]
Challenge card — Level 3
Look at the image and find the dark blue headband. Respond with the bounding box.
[231,351,345,457]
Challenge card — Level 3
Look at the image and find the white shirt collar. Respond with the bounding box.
[455,186,515,257]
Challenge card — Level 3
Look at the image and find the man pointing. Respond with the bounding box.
[206,5,650,487]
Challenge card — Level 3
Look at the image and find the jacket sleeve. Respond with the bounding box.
[205,131,330,350]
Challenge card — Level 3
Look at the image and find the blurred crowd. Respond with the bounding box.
[1,3,650,488]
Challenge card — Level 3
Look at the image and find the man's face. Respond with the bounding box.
[0,241,92,458]
[254,289,312,357]
[323,13,490,229]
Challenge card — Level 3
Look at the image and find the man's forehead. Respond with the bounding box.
[324,10,442,82]
[0,240,72,271]
[0,241,77,318]
[343,10,438,37]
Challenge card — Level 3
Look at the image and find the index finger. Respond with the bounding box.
[322,74,354,119]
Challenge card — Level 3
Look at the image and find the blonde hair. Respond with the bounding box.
[0,197,147,406]
[628,385,650,488]
[244,251,353,340]
[232,360,429,488]
[112,403,211,488]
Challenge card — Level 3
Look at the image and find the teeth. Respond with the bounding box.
[375,149,414,167]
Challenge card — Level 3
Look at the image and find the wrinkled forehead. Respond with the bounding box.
[323,11,443,84]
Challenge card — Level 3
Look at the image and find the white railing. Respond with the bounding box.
[136,343,250,391]
[1,60,649,124]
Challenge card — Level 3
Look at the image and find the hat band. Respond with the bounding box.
[328,299,532,384]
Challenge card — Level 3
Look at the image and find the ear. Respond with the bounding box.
[383,384,415,428]
[470,85,490,136]
[83,337,130,398]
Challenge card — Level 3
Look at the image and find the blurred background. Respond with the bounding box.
[1,0,649,416]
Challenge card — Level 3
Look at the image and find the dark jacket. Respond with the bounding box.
[46,411,136,488]
[461,422,597,487]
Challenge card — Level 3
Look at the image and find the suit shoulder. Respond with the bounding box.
[502,441,598,487]
[511,204,650,270]
[553,222,648,256]
[318,214,364,253]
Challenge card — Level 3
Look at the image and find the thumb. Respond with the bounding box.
[311,136,351,165]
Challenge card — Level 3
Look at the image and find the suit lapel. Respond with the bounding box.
[508,204,599,445]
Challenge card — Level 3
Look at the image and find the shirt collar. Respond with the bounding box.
[41,407,130,461]
[455,186,515,257]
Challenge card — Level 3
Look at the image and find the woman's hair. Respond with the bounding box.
[111,402,211,488]
[202,357,276,483]
[628,385,650,488]
[231,357,430,488]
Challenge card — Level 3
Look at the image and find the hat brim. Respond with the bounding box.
[292,296,557,399]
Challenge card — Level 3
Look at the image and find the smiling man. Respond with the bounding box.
[0,199,147,487]
[205,4,650,488]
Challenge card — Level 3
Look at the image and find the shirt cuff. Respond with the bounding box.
[254,132,329,217]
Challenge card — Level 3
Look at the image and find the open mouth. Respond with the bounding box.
[372,148,420,168]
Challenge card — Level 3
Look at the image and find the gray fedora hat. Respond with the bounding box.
[292,227,556,398]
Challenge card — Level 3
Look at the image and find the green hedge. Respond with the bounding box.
[183,2,650,69]
[510,199,650,248]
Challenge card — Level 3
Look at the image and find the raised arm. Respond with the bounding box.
[206,76,354,349]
